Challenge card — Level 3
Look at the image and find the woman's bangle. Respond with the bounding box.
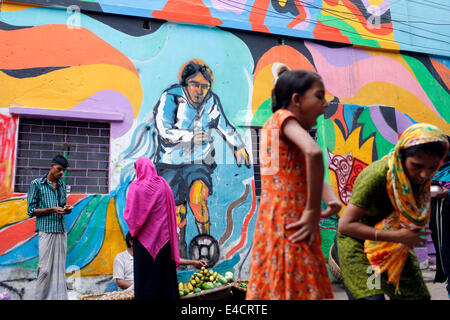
[374,229,378,242]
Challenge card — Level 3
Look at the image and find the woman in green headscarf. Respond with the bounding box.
[337,123,449,300]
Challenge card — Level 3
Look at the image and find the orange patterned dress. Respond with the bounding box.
[246,109,333,300]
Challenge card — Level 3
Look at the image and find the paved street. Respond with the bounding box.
[331,269,449,300]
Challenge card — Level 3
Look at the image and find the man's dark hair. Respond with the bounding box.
[125,232,133,248]
[51,154,69,168]
[180,60,213,86]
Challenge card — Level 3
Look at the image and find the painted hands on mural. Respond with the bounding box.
[234,147,250,168]
[193,131,212,144]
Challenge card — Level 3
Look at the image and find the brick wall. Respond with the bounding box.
[15,118,110,194]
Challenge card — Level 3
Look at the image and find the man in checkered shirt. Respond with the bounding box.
[27,154,73,300]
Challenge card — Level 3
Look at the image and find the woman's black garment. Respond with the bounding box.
[133,238,179,300]
[429,196,450,294]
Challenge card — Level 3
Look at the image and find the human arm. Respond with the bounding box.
[32,207,66,217]
[179,258,208,268]
[321,182,342,218]
[115,278,133,290]
[113,255,132,290]
[338,203,428,249]
[212,96,249,167]
[35,203,71,217]
[338,160,429,248]
[283,117,324,245]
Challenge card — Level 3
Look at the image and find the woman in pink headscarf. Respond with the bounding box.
[124,157,180,300]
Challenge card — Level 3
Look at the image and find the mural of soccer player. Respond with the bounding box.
[153,59,250,258]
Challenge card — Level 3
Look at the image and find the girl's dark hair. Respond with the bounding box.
[271,68,322,113]
[402,142,447,160]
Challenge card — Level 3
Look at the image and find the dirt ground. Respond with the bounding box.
[331,268,449,300]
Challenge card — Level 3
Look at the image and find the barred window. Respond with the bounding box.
[15,117,110,194]
[249,126,318,197]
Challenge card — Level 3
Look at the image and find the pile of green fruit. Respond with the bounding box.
[179,267,234,297]
[238,282,248,290]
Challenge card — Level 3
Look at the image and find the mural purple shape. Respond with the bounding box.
[71,90,134,138]
[369,106,414,144]
[307,42,372,67]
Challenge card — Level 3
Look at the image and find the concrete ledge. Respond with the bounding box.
[9,107,124,122]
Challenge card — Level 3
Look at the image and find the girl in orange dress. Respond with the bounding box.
[246,68,334,300]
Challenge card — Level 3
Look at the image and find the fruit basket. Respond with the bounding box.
[328,243,343,282]
[180,283,234,300]
[178,267,235,300]
[79,287,134,300]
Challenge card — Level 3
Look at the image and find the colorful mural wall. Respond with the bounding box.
[0,1,449,281]
[8,0,450,56]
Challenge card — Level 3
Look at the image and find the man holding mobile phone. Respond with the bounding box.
[27,154,73,300]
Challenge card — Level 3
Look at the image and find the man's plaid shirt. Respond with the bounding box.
[27,176,67,233]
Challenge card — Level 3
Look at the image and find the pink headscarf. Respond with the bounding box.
[124,157,180,268]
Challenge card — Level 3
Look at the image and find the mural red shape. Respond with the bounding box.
[152,0,222,26]
[327,104,350,138]
[313,21,350,44]
[286,2,307,29]
[0,218,35,256]
[0,114,18,200]
[249,0,271,33]
[226,179,257,259]
[67,194,88,206]
[0,25,138,76]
